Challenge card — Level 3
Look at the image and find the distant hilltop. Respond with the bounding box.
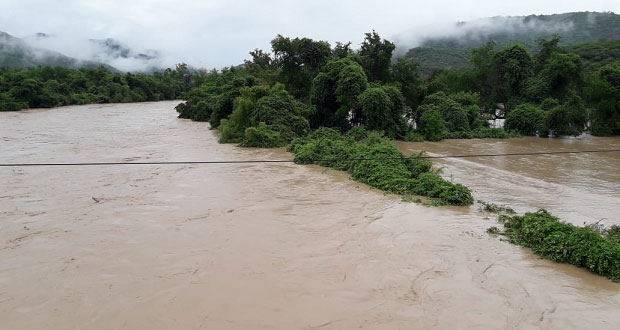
[401,11,620,73]
[0,31,163,72]
[0,31,111,70]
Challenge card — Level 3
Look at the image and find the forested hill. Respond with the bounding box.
[0,31,110,70]
[403,11,620,73]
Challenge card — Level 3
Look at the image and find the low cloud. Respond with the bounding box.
[1,0,619,70]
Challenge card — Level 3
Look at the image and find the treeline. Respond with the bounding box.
[177,32,507,144]
[0,64,205,111]
[432,37,620,137]
[178,32,620,143]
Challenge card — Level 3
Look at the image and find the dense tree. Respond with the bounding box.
[505,103,546,135]
[271,35,332,100]
[357,85,407,138]
[390,58,425,115]
[310,57,368,129]
[0,65,195,111]
[172,31,620,144]
[419,109,446,141]
[545,92,588,136]
[584,62,620,135]
[492,44,534,108]
[359,31,395,83]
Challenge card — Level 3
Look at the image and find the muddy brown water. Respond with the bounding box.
[396,136,620,227]
[1,101,619,330]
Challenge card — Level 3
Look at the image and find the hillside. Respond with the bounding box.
[403,11,620,73]
[0,31,108,69]
[567,39,620,71]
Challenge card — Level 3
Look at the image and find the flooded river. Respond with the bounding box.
[396,137,620,227]
[1,101,619,329]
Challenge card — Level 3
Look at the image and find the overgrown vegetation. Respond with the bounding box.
[499,210,620,281]
[288,128,473,206]
[178,28,619,144]
[478,201,516,214]
[0,64,202,111]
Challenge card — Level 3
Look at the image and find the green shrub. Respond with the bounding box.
[0,92,28,111]
[419,109,446,141]
[290,128,473,206]
[240,122,284,148]
[403,131,425,142]
[346,126,370,141]
[505,103,546,135]
[439,183,474,206]
[607,226,620,244]
[501,210,620,281]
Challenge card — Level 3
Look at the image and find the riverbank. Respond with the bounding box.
[1,102,619,329]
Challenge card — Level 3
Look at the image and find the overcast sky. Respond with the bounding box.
[1,0,619,69]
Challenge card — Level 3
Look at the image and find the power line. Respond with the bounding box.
[1,149,619,167]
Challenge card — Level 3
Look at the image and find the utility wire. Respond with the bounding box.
[1,149,619,167]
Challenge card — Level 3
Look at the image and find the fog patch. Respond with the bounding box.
[392,14,580,54]
[24,33,165,72]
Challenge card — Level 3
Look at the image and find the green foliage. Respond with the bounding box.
[545,93,588,136]
[359,31,395,82]
[214,84,310,146]
[357,86,407,138]
[240,122,285,148]
[505,103,547,135]
[176,68,256,127]
[479,201,516,214]
[501,210,620,282]
[310,57,368,129]
[0,65,195,111]
[425,92,471,131]
[493,44,534,103]
[271,35,332,100]
[290,128,472,205]
[175,29,619,142]
[584,62,620,136]
[607,226,620,244]
[390,58,424,111]
[568,40,620,72]
[403,47,471,74]
[403,12,620,73]
[419,109,446,141]
[411,173,473,206]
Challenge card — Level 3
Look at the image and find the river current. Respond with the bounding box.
[1,101,619,329]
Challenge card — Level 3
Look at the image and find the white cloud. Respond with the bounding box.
[1,0,619,69]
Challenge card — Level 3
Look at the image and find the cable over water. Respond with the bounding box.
[1,149,619,167]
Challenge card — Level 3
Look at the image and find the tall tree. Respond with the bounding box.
[359,31,395,83]
[271,35,332,100]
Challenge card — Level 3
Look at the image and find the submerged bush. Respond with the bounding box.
[290,127,473,205]
[240,122,284,148]
[505,103,547,136]
[501,210,620,281]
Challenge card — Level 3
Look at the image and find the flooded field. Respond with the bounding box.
[1,101,619,329]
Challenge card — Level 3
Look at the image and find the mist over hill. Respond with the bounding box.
[0,31,109,70]
[0,31,164,72]
[2,11,619,74]
[400,11,620,73]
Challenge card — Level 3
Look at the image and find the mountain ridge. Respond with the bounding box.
[402,11,620,73]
